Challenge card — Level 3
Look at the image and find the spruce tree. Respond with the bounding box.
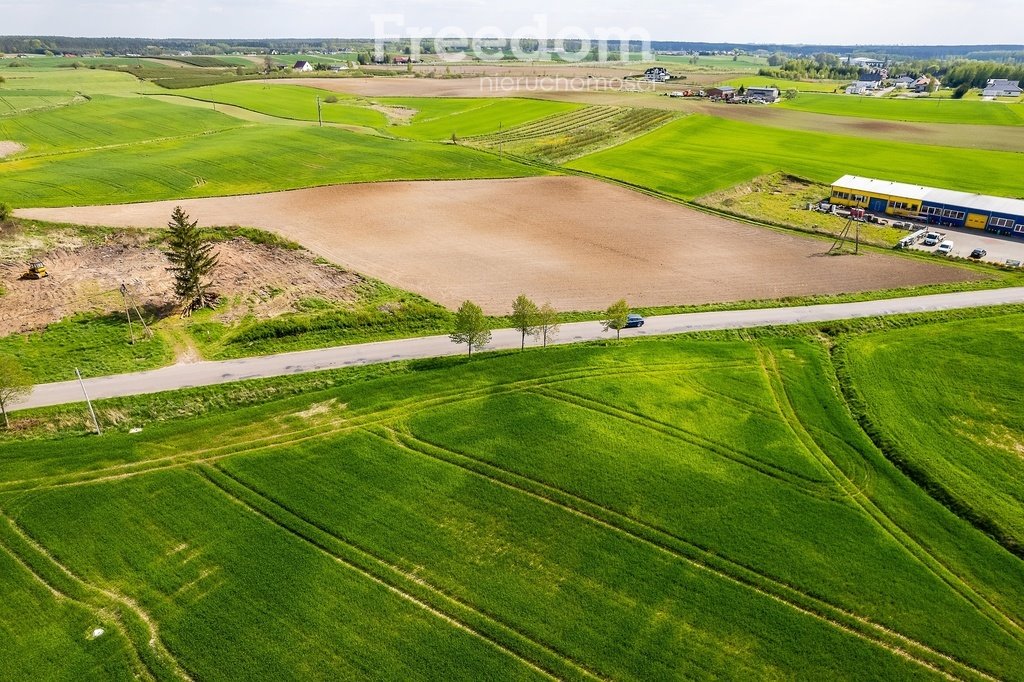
[165,206,219,316]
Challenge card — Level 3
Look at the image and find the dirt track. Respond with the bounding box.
[17,177,981,315]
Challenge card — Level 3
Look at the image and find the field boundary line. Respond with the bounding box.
[0,125,253,164]
[830,338,1024,559]
[754,344,1024,648]
[383,426,995,681]
[0,527,158,681]
[195,464,601,682]
[0,361,742,492]
[532,385,836,497]
[0,511,192,681]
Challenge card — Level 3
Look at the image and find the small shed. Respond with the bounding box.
[293,61,314,72]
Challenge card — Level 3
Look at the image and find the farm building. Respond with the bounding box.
[842,57,885,70]
[745,86,780,102]
[983,79,1023,97]
[645,67,670,82]
[706,86,736,99]
[293,61,314,72]
[830,175,1024,237]
[846,81,882,95]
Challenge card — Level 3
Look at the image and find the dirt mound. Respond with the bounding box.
[18,177,983,316]
[0,231,363,335]
[0,141,26,158]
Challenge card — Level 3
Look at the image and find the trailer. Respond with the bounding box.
[895,229,928,249]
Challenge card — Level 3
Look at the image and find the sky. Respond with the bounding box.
[1,0,1022,45]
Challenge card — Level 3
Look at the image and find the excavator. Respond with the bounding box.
[23,260,49,280]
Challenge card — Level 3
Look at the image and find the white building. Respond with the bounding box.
[293,61,314,72]
[846,81,882,95]
[983,79,1023,97]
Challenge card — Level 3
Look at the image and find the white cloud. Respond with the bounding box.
[0,0,1021,43]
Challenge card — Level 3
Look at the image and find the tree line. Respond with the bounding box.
[448,296,638,356]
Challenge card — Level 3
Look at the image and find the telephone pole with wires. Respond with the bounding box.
[120,283,152,345]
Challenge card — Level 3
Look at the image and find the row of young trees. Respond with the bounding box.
[448,296,638,356]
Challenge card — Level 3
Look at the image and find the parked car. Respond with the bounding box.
[937,241,955,255]
[969,249,988,260]
[923,232,943,246]
[625,314,646,329]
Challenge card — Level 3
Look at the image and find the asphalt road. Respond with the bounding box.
[13,287,1024,412]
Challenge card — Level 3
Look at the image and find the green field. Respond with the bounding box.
[269,53,358,66]
[470,105,680,163]
[0,95,240,157]
[378,97,583,140]
[725,77,848,93]
[0,94,541,207]
[842,313,1024,555]
[172,82,388,128]
[780,92,1024,125]
[567,114,1024,200]
[0,314,172,383]
[1,64,159,96]
[0,89,80,115]
[3,330,1024,679]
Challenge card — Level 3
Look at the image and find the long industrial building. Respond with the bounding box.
[830,175,1024,238]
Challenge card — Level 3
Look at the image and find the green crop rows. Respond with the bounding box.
[780,92,1024,126]
[471,106,680,163]
[568,114,1024,200]
[2,331,1024,679]
[841,313,1024,555]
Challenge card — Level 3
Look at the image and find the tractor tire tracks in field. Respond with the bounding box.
[0,512,192,682]
[380,426,998,682]
[0,361,748,494]
[531,385,838,501]
[194,464,604,682]
[753,344,1024,651]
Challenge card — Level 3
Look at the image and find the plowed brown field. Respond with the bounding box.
[18,177,981,314]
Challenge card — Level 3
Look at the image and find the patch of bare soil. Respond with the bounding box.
[0,141,26,158]
[370,103,416,125]
[18,177,984,316]
[0,231,363,335]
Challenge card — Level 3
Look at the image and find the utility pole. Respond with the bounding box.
[316,96,323,127]
[76,368,101,435]
[120,283,136,345]
[498,121,503,160]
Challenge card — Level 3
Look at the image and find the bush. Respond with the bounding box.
[228,302,452,345]
[0,203,11,222]
[324,95,339,104]
[952,83,971,99]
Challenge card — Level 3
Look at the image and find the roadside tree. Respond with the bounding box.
[0,355,31,429]
[510,294,539,350]
[602,299,631,340]
[536,303,560,348]
[164,206,219,316]
[450,301,491,356]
